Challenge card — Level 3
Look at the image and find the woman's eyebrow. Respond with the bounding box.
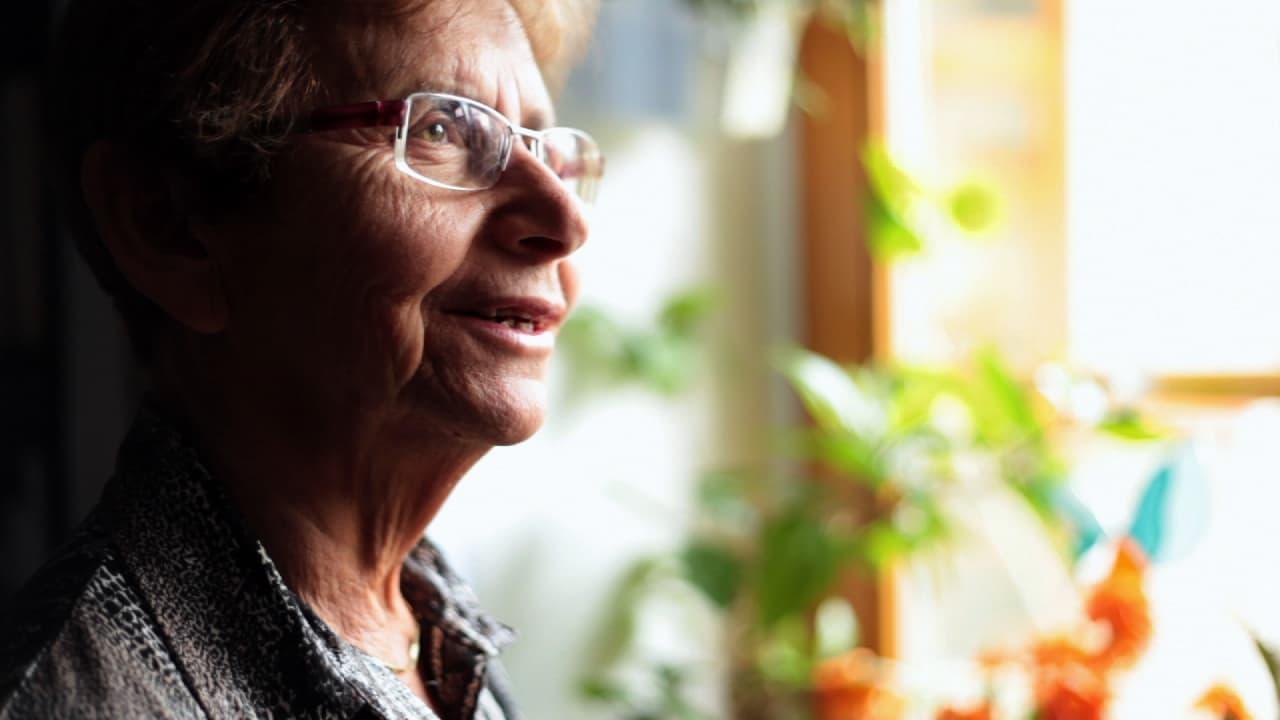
[400,73,555,129]
[404,77,472,98]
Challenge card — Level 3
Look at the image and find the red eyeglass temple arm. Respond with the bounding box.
[302,99,407,132]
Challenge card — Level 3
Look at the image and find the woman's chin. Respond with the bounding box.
[408,374,549,447]
[485,379,549,446]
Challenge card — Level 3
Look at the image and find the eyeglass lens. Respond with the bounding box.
[539,128,602,203]
[402,95,505,190]
[402,94,601,202]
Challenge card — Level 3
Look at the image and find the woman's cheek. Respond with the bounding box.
[352,235,463,396]
[381,299,429,394]
[558,260,580,313]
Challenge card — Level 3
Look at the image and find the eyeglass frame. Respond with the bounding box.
[299,91,603,201]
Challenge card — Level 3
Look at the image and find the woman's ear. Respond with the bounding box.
[80,141,228,335]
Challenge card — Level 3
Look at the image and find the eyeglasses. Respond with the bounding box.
[304,92,604,203]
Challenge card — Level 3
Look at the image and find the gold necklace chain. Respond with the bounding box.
[373,623,422,675]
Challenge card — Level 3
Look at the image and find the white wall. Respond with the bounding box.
[1067,0,1280,376]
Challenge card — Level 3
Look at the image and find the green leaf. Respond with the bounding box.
[850,502,950,569]
[1248,631,1280,710]
[558,288,714,399]
[582,557,667,670]
[1097,408,1170,441]
[1018,468,1068,522]
[774,347,886,440]
[867,188,925,260]
[622,334,698,395]
[756,615,815,688]
[1129,445,1210,564]
[655,665,711,720]
[969,347,1042,446]
[680,540,744,610]
[859,520,912,568]
[794,428,885,486]
[659,286,719,338]
[579,676,629,704]
[947,180,1001,233]
[695,470,757,530]
[862,142,921,212]
[558,307,628,397]
[885,365,962,436]
[560,306,627,362]
[862,142,928,261]
[1050,487,1105,560]
[757,510,841,627]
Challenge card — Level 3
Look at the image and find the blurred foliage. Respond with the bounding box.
[864,143,1003,260]
[1251,632,1280,712]
[567,140,1140,718]
[1096,408,1170,441]
[1127,445,1209,564]
[564,4,1122,707]
[581,664,714,720]
[580,342,1165,718]
[559,286,719,399]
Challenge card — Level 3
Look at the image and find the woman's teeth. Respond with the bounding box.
[498,317,537,332]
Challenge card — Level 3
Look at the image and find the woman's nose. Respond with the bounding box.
[491,141,590,261]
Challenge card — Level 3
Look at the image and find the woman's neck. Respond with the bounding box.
[150,350,488,657]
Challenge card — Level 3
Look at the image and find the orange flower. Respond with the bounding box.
[813,649,907,720]
[977,646,1020,671]
[1032,636,1097,670]
[1195,684,1253,720]
[1029,636,1110,719]
[965,540,1147,720]
[1035,662,1110,720]
[1086,538,1152,670]
[936,701,993,720]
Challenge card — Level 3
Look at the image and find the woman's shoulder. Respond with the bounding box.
[0,513,202,719]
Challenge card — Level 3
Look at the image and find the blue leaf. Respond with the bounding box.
[1129,444,1210,563]
[1052,487,1106,561]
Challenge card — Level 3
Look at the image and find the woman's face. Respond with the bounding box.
[206,0,587,448]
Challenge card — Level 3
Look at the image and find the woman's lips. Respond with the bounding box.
[444,297,566,354]
[452,314,558,353]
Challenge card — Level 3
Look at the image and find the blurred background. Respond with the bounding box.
[5,0,1280,718]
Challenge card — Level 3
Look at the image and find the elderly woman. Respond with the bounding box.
[0,0,601,717]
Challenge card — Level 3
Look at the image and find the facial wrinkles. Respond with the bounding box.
[441,48,501,114]
[310,0,467,103]
[429,334,543,440]
[493,30,557,130]
[282,137,433,403]
[319,0,566,442]
[313,174,403,406]
[382,188,462,393]
[494,69,523,139]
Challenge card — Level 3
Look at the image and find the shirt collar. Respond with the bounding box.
[103,405,514,719]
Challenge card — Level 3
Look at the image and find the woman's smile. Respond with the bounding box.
[442,295,567,355]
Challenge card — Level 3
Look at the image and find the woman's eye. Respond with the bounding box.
[425,122,449,143]
[414,113,461,146]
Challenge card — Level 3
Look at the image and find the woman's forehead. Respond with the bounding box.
[312,0,553,124]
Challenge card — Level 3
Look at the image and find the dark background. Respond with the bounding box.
[1,2,141,604]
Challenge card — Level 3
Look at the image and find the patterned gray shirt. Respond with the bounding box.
[0,408,519,719]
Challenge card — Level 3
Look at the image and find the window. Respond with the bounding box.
[816,0,1280,715]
